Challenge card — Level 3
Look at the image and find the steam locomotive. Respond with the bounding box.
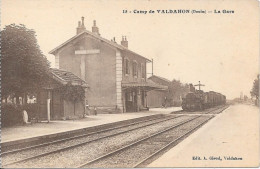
[182,90,226,111]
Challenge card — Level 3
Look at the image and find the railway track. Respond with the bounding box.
[77,115,214,168]
[3,106,227,168]
[204,106,224,114]
[172,105,229,115]
[205,105,229,114]
[2,114,192,167]
[2,114,164,153]
[2,114,172,155]
[133,116,213,167]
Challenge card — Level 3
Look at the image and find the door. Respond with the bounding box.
[38,90,48,120]
[125,91,139,112]
[51,90,63,120]
[125,92,132,112]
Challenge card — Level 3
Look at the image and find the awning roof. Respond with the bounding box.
[122,80,168,91]
[50,68,88,87]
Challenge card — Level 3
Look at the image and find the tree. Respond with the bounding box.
[250,74,259,104]
[168,79,190,106]
[2,24,50,103]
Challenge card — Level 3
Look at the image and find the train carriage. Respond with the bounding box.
[182,89,226,111]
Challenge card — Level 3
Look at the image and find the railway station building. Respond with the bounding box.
[49,17,167,113]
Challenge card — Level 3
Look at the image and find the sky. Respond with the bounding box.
[1,0,259,99]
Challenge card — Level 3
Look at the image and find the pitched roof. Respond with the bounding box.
[148,75,171,83]
[50,68,88,87]
[49,30,151,62]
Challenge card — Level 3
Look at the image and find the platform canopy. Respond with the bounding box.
[122,80,168,91]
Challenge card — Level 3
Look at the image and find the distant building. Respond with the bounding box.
[147,76,193,108]
[147,75,171,108]
[49,17,166,113]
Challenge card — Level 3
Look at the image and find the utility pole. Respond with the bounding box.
[194,81,205,90]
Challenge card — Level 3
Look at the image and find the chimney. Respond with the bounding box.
[81,16,85,27]
[92,20,100,35]
[121,36,128,48]
[76,16,86,34]
[111,37,117,43]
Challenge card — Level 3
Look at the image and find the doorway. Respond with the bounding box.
[125,90,137,112]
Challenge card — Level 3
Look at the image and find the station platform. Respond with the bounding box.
[148,104,259,167]
[1,107,181,144]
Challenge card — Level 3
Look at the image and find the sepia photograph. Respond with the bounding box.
[1,0,259,168]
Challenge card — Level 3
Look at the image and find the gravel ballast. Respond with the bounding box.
[4,115,199,168]
[83,116,213,168]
